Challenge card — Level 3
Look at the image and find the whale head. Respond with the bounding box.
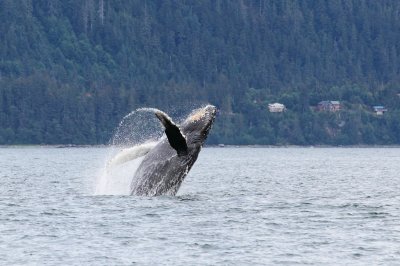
[181,105,217,146]
[154,105,217,156]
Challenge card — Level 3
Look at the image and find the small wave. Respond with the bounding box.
[177,194,202,201]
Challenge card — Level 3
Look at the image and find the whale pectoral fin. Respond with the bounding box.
[155,112,188,156]
[164,125,188,156]
[107,141,157,167]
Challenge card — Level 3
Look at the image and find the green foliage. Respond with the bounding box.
[0,0,400,145]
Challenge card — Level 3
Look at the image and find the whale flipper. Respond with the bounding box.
[155,111,188,156]
[107,141,157,168]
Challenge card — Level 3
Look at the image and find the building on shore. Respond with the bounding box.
[268,103,286,113]
[317,101,341,112]
[373,105,387,115]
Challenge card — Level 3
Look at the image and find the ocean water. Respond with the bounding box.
[1,147,400,265]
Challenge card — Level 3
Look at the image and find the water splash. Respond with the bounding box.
[95,108,167,195]
[95,141,158,195]
[94,104,209,195]
[106,142,157,168]
[111,108,168,146]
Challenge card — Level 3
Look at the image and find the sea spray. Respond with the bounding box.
[94,141,158,195]
[95,108,167,195]
[111,108,166,146]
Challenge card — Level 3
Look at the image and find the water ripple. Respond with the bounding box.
[0,147,400,265]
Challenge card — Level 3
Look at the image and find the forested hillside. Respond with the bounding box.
[1,0,400,145]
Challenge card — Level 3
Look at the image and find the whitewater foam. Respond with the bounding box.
[95,141,159,195]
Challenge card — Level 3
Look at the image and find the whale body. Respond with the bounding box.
[130,105,217,196]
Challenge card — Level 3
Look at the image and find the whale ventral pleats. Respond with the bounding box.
[155,111,188,156]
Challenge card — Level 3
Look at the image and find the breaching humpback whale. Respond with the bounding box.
[130,105,217,196]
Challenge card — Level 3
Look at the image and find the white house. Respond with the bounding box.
[268,103,285,113]
[373,106,387,115]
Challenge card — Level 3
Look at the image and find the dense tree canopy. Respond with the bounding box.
[0,0,400,145]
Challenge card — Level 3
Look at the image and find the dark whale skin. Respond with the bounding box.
[130,105,216,196]
[130,138,201,196]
